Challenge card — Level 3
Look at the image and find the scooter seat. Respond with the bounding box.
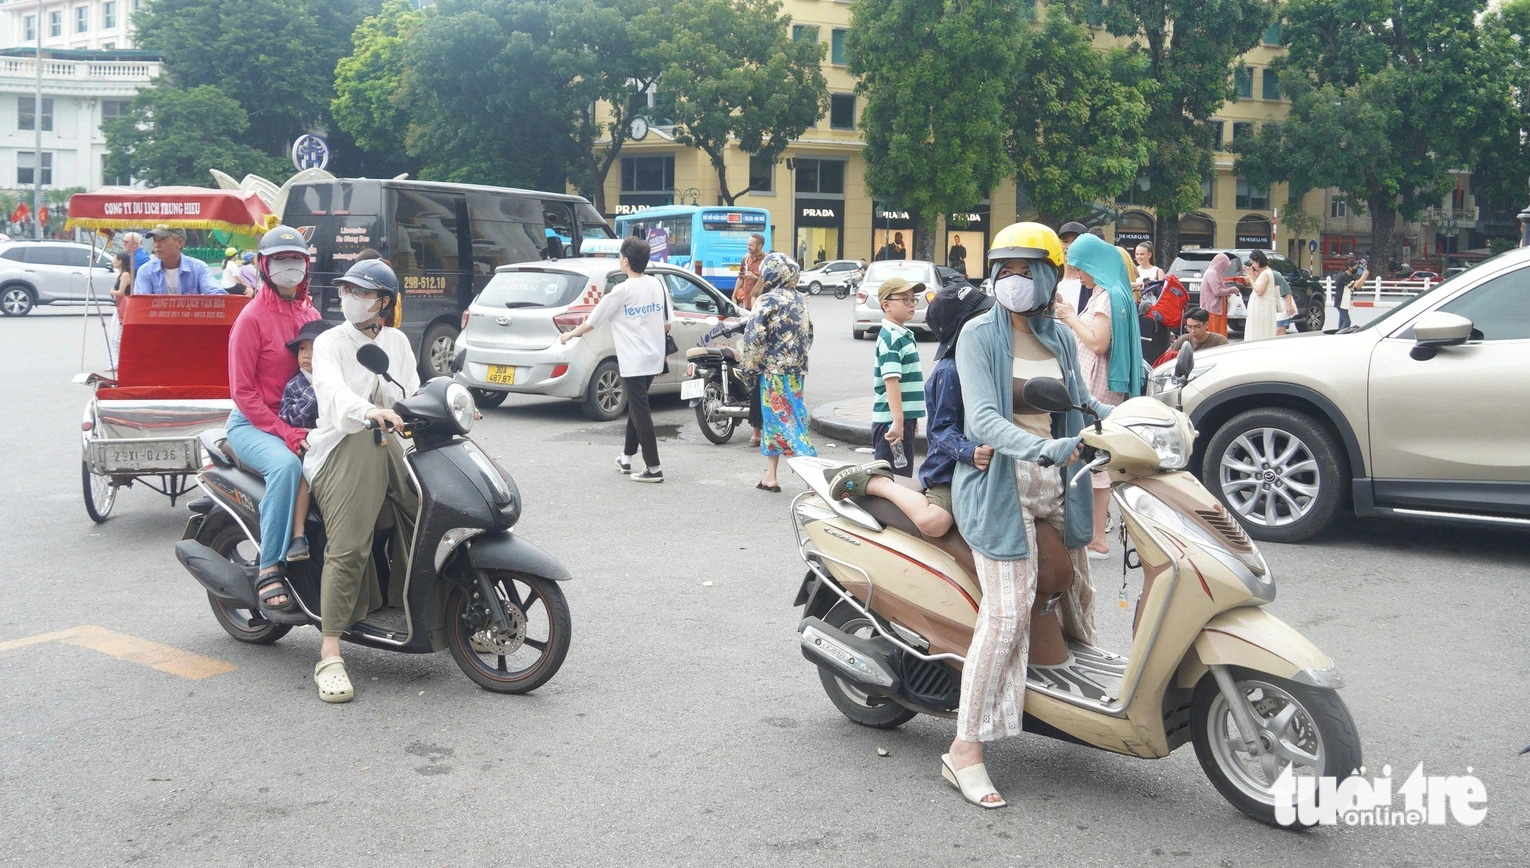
[853,478,978,579]
[200,429,235,469]
[684,346,739,363]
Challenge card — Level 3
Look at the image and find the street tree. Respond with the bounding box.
[1007,5,1150,227]
[134,0,382,159]
[1100,0,1272,266]
[1466,0,1530,220]
[104,85,286,188]
[1237,0,1514,268]
[848,0,1020,259]
[332,0,425,179]
[649,0,827,206]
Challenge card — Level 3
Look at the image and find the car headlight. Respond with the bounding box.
[1123,416,1194,471]
[445,382,476,434]
[1148,362,1214,396]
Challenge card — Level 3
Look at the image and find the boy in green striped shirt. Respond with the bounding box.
[872,277,926,476]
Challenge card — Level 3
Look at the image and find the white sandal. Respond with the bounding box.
[314,656,354,703]
[941,753,1007,808]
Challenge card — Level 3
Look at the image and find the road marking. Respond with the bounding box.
[0,625,236,680]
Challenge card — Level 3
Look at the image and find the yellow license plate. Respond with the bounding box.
[485,365,516,385]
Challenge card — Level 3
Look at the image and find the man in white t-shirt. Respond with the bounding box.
[559,236,673,482]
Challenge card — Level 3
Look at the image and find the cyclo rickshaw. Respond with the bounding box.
[67,188,277,522]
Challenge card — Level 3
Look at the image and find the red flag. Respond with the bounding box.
[10,203,29,223]
[38,206,49,225]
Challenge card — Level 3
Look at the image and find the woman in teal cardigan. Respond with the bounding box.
[943,223,1110,809]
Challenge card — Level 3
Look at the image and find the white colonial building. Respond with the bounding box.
[0,0,144,52]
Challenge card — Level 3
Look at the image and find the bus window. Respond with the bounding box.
[395,190,460,273]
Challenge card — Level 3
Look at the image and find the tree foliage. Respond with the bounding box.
[848,0,1019,259]
[1007,5,1151,226]
[103,85,286,188]
[1101,0,1272,265]
[1237,0,1515,264]
[1467,0,1530,214]
[650,0,827,206]
[332,0,424,179]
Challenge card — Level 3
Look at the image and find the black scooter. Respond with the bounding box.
[684,319,751,444]
[175,345,572,694]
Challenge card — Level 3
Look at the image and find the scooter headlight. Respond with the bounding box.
[1123,415,1194,471]
[445,382,476,434]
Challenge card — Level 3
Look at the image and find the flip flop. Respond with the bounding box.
[827,460,894,500]
[756,481,782,493]
[314,656,354,704]
[941,754,1006,808]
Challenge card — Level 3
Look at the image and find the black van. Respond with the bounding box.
[282,178,616,378]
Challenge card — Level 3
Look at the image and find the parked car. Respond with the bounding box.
[851,259,967,339]
[1396,270,1442,290]
[1169,248,1327,335]
[454,257,744,420]
[797,259,862,295]
[1149,252,1529,542]
[0,241,117,316]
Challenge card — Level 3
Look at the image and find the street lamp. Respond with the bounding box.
[1518,206,1530,248]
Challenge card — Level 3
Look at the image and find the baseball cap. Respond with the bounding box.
[878,276,926,304]
[145,224,186,240]
[1057,221,1089,240]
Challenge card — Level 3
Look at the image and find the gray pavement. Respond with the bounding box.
[1,302,1525,866]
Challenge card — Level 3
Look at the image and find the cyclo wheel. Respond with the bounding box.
[446,570,571,694]
[81,447,116,523]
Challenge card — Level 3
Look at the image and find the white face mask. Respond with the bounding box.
[341,293,381,325]
[268,259,308,289]
[994,274,1044,313]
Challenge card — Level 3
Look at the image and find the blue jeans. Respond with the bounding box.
[224,408,303,569]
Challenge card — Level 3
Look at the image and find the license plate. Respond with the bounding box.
[728,264,741,273]
[90,439,197,473]
[680,378,706,400]
[485,365,516,385]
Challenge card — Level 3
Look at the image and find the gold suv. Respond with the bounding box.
[1150,249,1530,541]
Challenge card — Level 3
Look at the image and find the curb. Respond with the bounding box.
[808,397,928,450]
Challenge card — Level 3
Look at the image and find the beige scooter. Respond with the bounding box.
[786,347,1360,827]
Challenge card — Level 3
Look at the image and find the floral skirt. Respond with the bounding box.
[760,373,816,458]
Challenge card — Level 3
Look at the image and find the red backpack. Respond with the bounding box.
[1142,274,1190,330]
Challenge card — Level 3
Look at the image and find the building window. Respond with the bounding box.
[1208,120,1225,150]
[1202,177,1215,209]
[102,99,130,119]
[1234,68,1253,99]
[102,154,130,187]
[102,42,114,49]
[792,24,818,43]
[1116,175,1150,206]
[794,158,845,195]
[50,10,63,37]
[1262,69,1281,101]
[1231,122,1253,143]
[1235,178,1269,210]
[1330,198,1348,219]
[620,155,675,193]
[76,6,89,33]
[1264,22,1282,45]
[24,15,35,41]
[831,28,849,65]
[18,152,54,186]
[829,94,855,130]
[103,2,118,29]
[748,155,774,193]
[19,98,55,132]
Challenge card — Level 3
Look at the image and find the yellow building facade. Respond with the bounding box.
[598,7,1321,276]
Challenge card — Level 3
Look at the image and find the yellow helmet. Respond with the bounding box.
[988,222,1064,268]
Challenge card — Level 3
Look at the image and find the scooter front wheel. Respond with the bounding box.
[1190,668,1361,828]
[447,571,571,694]
[816,602,917,729]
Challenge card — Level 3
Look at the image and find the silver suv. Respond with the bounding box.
[1150,248,1530,541]
[0,241,117,316]
[455,257,745,420]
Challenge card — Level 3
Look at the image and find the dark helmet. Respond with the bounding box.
[257,224,310,258]
[336,258,399,298]
[928,282,994,361]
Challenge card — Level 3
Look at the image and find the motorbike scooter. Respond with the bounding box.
[175,344,572,694]
[683,319,751,444]
[785,346,1360,826]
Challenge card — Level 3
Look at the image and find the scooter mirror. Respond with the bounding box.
[1174,342,1195,379]
[1020,377,1074,414]
[357,343,391,376]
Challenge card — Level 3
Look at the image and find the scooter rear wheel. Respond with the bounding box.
[694,380,738,445]
[447,571,571,694]
[205,524,292,645]
[816,603,917,729]
[1190,668,1361,828]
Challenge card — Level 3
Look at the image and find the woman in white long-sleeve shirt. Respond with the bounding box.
[306,260,420,703]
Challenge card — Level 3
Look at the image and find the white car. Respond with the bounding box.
[0,241,117,316]
[455,257,745,420]
[851,260,969,339]
[797,259,862,295]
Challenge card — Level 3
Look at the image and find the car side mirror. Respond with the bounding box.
[1174,343,1195,379]
[1020,377,1074,414]
[1410,311,1474,360]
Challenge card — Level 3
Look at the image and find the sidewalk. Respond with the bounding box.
[809,396,928,450]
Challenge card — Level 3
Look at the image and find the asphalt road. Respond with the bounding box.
[2,301,1524,866]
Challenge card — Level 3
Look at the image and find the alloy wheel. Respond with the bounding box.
[594,368,624,416]
[1205,678,1326,805]
[428,335,455,377]
[2,287,32,316]
[1218,427,1319,527]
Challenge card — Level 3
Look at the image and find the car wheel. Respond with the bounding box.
[420,323,459,380]
[581,358,626,421]
[1202,408,1345,542]
[808,281,823,295]
[1,284,35,316]
[469,388,508,409]
[1301,293,1326,332]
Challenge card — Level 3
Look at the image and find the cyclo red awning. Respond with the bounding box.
[65,188,276,235]
[100,295,251,401]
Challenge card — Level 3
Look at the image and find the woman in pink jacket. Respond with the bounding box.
[224,225,321,621]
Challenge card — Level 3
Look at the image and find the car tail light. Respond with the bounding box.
[553,312,587,333]
[460,310,471,331]
[856,291,868,303]
[550,364,569,379]
[81,421,92,431]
